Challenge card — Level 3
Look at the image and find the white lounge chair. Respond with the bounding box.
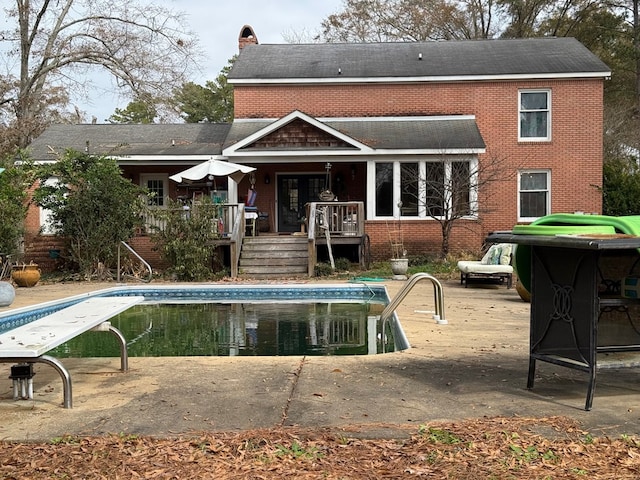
[457,243,514,288]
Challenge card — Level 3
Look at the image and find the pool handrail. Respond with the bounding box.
[380,272,446,324]
[118,241,153,283]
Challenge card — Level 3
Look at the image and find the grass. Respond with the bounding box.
[41,253,464,282]
[315,255,461,280]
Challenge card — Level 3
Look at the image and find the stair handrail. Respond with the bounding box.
[380,272,446,324]
[229,205,245,278]
[307,202,317,276]
[118,241,153,283]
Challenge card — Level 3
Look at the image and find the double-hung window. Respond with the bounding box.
[373,160,476,219]
[519,90,550,141]
[518,170,550,221]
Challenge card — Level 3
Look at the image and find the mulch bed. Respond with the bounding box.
[1,416,639,479]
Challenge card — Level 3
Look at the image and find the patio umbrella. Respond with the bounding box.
[169,159,256,184]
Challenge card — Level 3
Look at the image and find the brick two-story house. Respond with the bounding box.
[26,26,610,275]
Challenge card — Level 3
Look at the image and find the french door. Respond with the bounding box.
[277,174,325,232]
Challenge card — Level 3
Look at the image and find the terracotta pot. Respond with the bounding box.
[12,264,41,288]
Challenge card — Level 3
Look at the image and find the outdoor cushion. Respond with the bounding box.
[480,243,512,266]
[457,243,514,288]
[457,261,513,275]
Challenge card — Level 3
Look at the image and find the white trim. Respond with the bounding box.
[39,177,59,235]
[114,155,224,163]
[226,147,485,158]
[319,115,478,123]
[229,71,611,85]
[367,158,479,221]
[233,114,478,123]
[518,169,551,222]
[518,89,551,142]
[223,110,375,155]
[140,174,169,208]
[366,160,377,219]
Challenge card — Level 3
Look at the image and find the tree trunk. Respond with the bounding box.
[635,0,640,114]
[440,219,453,259]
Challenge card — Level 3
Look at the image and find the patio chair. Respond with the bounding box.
[457,243,514,288]
[245,188,258,236]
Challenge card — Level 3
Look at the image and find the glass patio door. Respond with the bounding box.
[277,174,325,232]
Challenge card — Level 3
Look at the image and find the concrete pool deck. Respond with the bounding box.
[1,279,640,441]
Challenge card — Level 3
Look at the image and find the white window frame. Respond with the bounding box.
[39,177,60,235]
[367,158,478,220]
[140,174,168,208]
[518,89,551,142]
[518,169,551,222]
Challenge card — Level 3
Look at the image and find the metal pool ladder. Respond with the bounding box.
[380,273,446,324]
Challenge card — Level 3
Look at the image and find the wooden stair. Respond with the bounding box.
[238,235,308,279]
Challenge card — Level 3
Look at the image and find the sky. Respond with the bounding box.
[85,0,345,122]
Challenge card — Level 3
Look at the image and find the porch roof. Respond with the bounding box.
[27,124,232,162]
[229,37,610,83]
[223,115,486,153]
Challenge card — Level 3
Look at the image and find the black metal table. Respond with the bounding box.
[487,232,640,410]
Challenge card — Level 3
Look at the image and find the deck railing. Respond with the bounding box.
[143,203,242,236]
[143,201,364,279]
[307,201,364,237]
[307,201,364,275]
[143,203,245,277]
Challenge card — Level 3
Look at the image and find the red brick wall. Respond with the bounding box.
[24,76,604,266]
[235,78,604,255]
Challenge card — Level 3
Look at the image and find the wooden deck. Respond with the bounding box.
[146,201,366,278]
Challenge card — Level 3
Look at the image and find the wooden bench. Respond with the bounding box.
[0,296,145,408]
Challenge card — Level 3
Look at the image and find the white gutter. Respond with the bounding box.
[229,71,612,85]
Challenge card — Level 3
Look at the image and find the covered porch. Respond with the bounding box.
[144,201,365,278]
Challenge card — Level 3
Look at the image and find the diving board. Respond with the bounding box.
[0,296,145,408]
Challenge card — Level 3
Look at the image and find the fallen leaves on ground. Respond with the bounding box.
[1,416,639,479]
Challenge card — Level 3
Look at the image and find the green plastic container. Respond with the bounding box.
[511,215,639,292]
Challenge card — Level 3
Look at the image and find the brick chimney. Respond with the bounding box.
[238,25,258,50]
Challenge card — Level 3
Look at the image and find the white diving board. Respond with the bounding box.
[0,296,145,408]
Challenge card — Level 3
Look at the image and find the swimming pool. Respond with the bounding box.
[0,284,409,357]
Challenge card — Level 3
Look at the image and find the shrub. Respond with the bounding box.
[150,197,221,281]
[314,262,333,277]
[32,151,145,278]
[0,153,29,256]
[334,257,351,271]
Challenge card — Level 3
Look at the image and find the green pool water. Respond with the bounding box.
[49,301,403,357]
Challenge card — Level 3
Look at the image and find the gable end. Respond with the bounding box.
[244,118,355,150]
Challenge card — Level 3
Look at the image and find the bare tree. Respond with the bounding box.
[0,0,200,150]
[317,0,502,42]
[399,152,515,257]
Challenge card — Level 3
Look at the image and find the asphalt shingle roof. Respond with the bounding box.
[224,116,485,151]
[28,124,232,161]
[228,37,610,81]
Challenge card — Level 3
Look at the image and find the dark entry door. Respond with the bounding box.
[277,174,325,232]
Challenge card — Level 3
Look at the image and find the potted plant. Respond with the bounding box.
[387,203,408,279]
[12,261,41,287]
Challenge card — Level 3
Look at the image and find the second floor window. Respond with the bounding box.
[519,90,550,141]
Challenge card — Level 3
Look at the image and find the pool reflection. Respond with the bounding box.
[50,301,404,357]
